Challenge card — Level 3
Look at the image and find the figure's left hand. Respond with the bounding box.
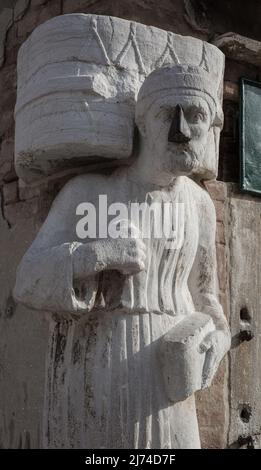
[200,329,231,389]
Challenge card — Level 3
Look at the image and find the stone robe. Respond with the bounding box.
[14,170,224,449]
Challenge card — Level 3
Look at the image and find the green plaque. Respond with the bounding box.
[240,78,261,196]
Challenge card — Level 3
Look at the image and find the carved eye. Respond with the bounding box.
[186,106,207,124]
[191,110,206,124]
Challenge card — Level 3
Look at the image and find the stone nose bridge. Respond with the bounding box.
[168,104,191,143]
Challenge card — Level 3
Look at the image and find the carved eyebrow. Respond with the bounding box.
[186,103,208,115]
[156,103,209,121]
[158,102,208,113]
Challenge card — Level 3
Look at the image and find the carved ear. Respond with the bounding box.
[191,126,219,180]
[197,127,219,180]
[205,127,218,178]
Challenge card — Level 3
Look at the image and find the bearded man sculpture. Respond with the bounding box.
[14,62,230,449]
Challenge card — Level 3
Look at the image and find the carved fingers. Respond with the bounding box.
[122,237,147,274]
[200,330,230,389]
[108,237,147,275]
[103,219,147,275]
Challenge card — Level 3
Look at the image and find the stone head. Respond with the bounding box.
[135,65,224,181]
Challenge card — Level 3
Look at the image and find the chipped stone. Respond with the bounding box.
[214,32,261,68]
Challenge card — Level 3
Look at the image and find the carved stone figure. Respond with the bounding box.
[13,15,230,449]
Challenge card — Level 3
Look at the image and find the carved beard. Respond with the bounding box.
[165,141,207,175]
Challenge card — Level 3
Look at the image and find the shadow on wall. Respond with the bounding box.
[185,0,261,42]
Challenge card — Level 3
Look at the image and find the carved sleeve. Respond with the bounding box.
[13,242,99,314]
[13,177,99,315]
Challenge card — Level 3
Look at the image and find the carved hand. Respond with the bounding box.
[73,228,146,279]
[105,237,147,274]
[200,329,231,388]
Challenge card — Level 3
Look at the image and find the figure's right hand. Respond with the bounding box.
[103,220,146,274]
[73,221,146,279]
[106,237,147,275]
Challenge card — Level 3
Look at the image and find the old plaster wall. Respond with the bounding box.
[0,0,260,448]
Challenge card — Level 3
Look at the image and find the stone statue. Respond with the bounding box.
[13,15,230,449]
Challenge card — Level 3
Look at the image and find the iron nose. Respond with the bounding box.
[168,104,191,143]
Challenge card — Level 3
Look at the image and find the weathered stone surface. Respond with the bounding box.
[14,0,30,22]
[0,8,13,68]
[216,221,225,245]
[184,0,211,34]
[3,181,18,205]
[4,198,38,227]
[0,161,12,182]
[216,244,227,292]
[16,0,62,40]
[31,0,51,5]
[228,194,261,448]
[0,195,48,449]
[205,180,228,201]
[223,81,239,102]
[0,138,14,161]
[0,65,17,96]
[184,0,261,43]
[18,179,41,201]
[214,200,225,223]
[196,357,229,448]
[0,110,14,140]
[62,0,193,36]
[214,32,261,68]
